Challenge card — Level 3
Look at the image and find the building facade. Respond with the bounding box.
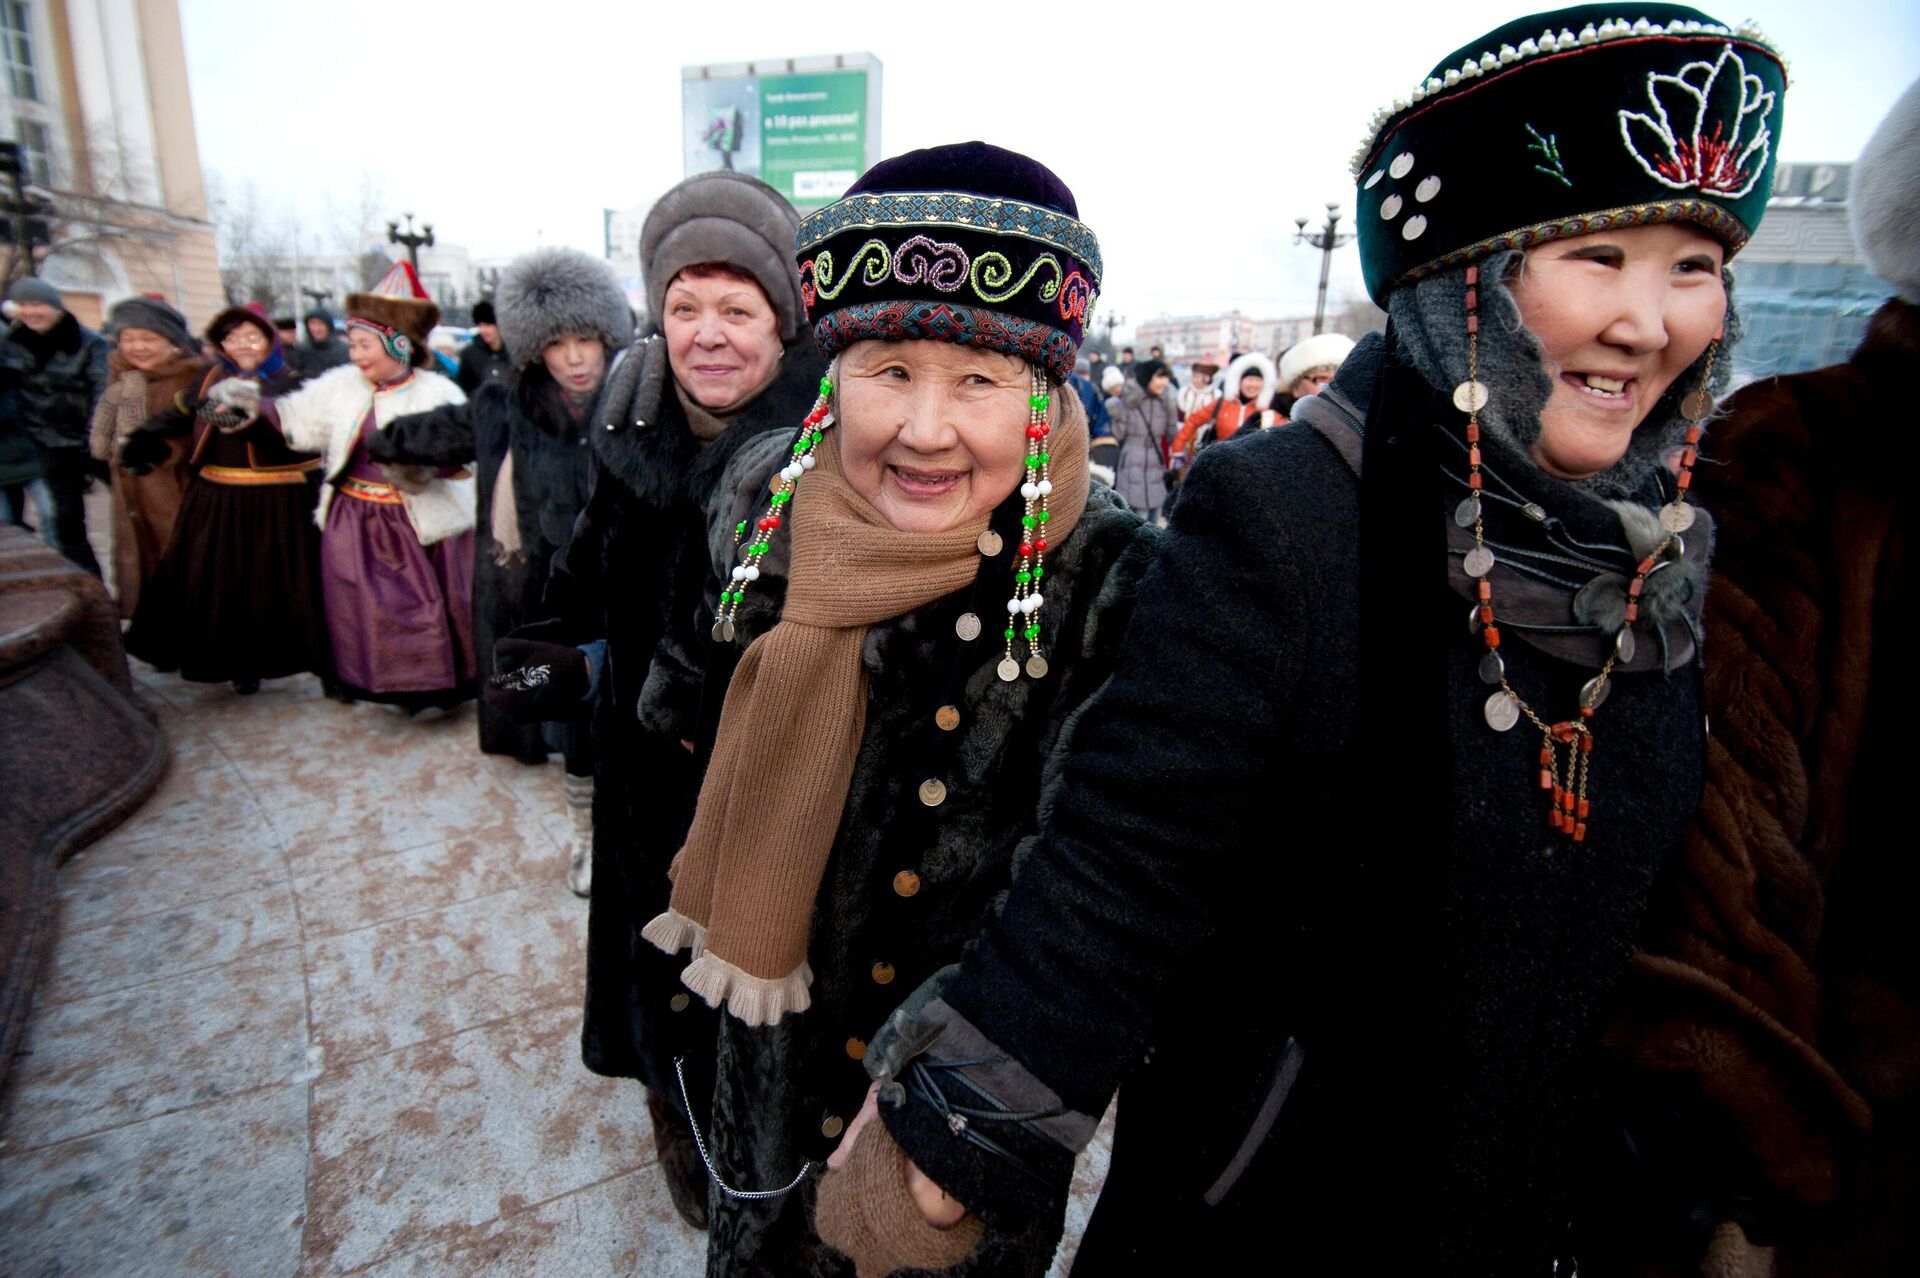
[1733,162,1892,383]
[2,0,222,328]
[1133,311,1319,367]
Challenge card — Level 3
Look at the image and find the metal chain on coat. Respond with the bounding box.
[673,1056,815,1200]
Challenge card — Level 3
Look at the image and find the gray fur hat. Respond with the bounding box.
[496,247,635,369]
[640,171,804,341]
[1851,76,1920,304]
[106,296,198,353]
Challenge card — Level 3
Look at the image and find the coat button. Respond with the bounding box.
[845,1037,867,1060]
[870,961,896,985]
[821,1114,845,1139]
[669,993,691,1012]
[918,778,947,807]
[935,705,960,731]
[893,870,921,897]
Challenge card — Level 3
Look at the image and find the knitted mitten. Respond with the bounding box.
[815,1120,982,1278]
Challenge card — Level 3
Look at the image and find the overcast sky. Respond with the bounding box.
[180,0,1917,333]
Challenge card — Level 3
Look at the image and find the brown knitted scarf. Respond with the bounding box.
[644,386,1089,1025]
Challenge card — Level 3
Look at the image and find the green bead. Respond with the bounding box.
[1025,626,1040,640]
[1038,452,1051,465]
[819,377,834,394]
[1033,567,1045,581]
[735,520,748,534]
[1025,459,1040,472]
[1003,627,1016,640]
[1020,514,1036,528]
[811,431,824,446]
[1016,570,1032,584]
[1037,510,1051,523]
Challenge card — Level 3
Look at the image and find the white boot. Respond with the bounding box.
[562,772,594,898]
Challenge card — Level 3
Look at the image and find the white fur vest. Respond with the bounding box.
[273,364,474,545]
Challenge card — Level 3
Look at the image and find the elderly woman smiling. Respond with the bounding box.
[641,143,1155,1278]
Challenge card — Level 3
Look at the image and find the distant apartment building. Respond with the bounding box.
[603,202,651,322]
[1734,161,1891,382]
[1133,311,1319,366]
[1,0,222,327]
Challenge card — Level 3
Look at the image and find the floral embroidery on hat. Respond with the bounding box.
[1618,43,1775,199]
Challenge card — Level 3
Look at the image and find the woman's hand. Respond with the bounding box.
[829,1083,968,1228]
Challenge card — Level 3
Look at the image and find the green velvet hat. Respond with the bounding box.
[1354,4,1787,302]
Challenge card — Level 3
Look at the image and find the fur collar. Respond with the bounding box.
[589,337,825,509]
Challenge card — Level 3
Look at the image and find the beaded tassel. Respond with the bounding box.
[1460,264,1714,844]
[711,373,836,644]
[1000,368,1055,682]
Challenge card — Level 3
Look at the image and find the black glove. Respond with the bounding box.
[119,430,171,475]
[485,638,591,724]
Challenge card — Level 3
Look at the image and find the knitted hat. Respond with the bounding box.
[346,261,440,367]
[470,299,496,325]
[7,276,62,308]
[1279,332,1357,386]
[1353,5,1787,301]
[795,141,1104,381]
[641,171,805,341]
[1850,75,1920,304]
[1100,365,1125,392]
[496,247,636,368]
[1133,358,1169,391]
[106,296,197,353]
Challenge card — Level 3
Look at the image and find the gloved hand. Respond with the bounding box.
[119,430,172,475]
[209,377,262,416]
[815,1114,982,1278]
[484,638,591,724]
[378,463,437,495]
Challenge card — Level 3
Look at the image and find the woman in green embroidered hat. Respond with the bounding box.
[637,142,1155,1276]
[806,9,1793,1276]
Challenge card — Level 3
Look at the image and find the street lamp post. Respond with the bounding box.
[1293,203,1356,336]
[1097,309,1126,358]
[386,212,435,270]
[301,285,333,312]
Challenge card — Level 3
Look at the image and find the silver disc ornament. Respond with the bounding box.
[1453,380,1490,413]
[1581,675,1611,710]
[1463,546,1496,578]
[1478,651,1506,685]
[1453,496,1480,529]
[1483,690,1521,732]
[710,618,736,644]
[997,657,1021,682]
[1614,626,1637,663]
[955,613,983,642]
[1024,655,1049,679]
[1681,391,1715,422]
[1659,502,1696,533]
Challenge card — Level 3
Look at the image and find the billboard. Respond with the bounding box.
[682,53,883,210]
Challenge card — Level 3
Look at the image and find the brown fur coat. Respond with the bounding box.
[90,349,206,619]
[1598,299,1915,1276]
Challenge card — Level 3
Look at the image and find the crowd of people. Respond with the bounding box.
[1,4,1914,1275]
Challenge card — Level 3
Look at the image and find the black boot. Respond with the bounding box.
[646,1087,710,1230]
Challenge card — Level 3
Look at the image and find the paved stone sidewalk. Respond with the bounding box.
[0,661,1110,1276]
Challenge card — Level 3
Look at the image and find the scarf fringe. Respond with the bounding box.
[641,908,707,956]
[680,951,815,1027]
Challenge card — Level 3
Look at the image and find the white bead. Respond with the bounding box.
[1037,479,1053,495]
[780,464,799,482]
[800,454,817,469]
[1020,482,1040,500]
[1478,52,1497,70]
[1426,76,1443,93]
[1579,24,1597,43]
[1559,28,1576,44]
[1444,69,1461,86]
[1026,593,1044,612]
[732,565,747,580]
[1631,17,1652,34]
[1517,38,1538,57]
[1411,85,1426,103]
[1498,44,1518,63]
[1666,18,1685,32]
[744,565,760,581]
[1007,599,1022,614]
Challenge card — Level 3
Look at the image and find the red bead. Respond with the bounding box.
[1465,423,1480,443]
[1464,288,1478,311]
[1550,806,1565,831]
[1685,425,1703,445]
[1676,470,1692,491]
[1573,822,1587,843]
[1579,735,1593,753]
[1637,556,1656,575]
[1468,472,1483,491]
[1681,446,1698,469]
[1577,798,1590,819]
[1465,265,1479,285]
[1539,769,1553,790]
[1483,625,1500,648]
[1627,578,1644,598]
[1026,425,1043,439]
[1479,604,1494,624]
[1018,543,1032,557]
[1468,446,1482,467]
[1624,602,1639,623]
[1580,705,1594,719]
[1035,539,1047,552]
[1466,314,1479,334]
[1539,747,1553,766]
[1476,580,1490,601]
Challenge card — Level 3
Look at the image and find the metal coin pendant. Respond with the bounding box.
[1463,546,1495,578]
[997,657,1021,682]
[955,612,982,642]
[1452,380,1490,413]
[1477,651,1506,685]
[1681,391,1715,422]
[1453,496,1481,529]
[1468,602,1484,634]
[976,530,1004,557]
[1025,655,1050,679]
[918,778,948,807]
[1581,675,1611,710]
[1614,626,1637,663]
[1483,690,1521,732]
[710,618,736,644]
[1659,502,1696,533]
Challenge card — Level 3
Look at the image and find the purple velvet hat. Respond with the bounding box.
[794,141,1102,382]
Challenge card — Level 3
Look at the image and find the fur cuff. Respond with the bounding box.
[815,1119,984,1278]
[640,907,707,956]
[679,951,813,1026]
[1088,462,1116,487]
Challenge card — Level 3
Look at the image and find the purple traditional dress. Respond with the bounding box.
[321,409,477,708]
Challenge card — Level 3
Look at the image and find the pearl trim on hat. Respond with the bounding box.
[1348,16,1783,179]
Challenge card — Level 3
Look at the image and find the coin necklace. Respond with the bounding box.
[998,366,1056,683]
[712,373,835,644]
[1456,263,1716,842]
